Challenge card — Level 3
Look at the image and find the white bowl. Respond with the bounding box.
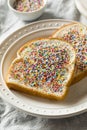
[8,0,47,21]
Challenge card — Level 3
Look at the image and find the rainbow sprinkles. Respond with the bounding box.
[7,39,75,99]
[52,23,87,84]
[13,0,44,12]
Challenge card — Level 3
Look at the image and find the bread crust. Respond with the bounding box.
[52,23,87,85]
[6,38,76,100]
[17,38,76,58]
[6,68,74,100]
[52,23,77,38]
[71,70,87,85]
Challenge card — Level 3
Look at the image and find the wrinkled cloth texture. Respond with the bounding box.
[0,0,87,129]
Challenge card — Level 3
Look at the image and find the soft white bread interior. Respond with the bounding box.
[6,38,76,100]
[52,23,87,84]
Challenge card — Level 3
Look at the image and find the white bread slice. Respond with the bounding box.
[52,23,87,84]
[6,38,75,100]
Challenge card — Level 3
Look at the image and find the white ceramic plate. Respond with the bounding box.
[0,19,87,118]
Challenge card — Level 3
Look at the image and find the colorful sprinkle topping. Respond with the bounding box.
[58,24,87,74]
[9,39,75,95]
[13,0,44,12]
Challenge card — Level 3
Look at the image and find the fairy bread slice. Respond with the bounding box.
[52,23,87,84]
[6,38,75,100]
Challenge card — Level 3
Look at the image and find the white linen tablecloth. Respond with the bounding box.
[0,0,87,129]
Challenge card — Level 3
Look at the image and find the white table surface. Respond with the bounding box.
[0,0,87,129]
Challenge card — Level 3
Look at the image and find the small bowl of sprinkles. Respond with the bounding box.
[8,0,47,21]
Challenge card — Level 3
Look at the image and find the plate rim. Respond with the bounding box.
[0,19,87,118]
[0,19,76,46]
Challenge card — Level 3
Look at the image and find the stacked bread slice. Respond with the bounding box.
[6,22,87,100]
[6,38,75,100]
[52,23,87,84]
